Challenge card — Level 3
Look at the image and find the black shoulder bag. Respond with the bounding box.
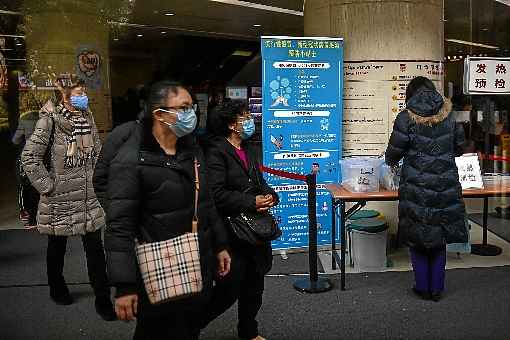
[227,165,282,246]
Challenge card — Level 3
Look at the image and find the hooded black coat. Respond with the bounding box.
[385,88,468,250]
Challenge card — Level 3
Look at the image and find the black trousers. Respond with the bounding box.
[133,313,200,340]
[47,229,110,298]
[202,251,265,339]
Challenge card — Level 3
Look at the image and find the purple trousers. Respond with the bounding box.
[409,246,446,293]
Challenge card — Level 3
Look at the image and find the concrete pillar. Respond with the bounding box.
[304,0,444,237]
[23,0,112,135]
[305,0,443,61]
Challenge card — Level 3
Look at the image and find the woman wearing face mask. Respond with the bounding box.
[21,78,115,320]
[103,81,230,339]
[385,76,468,301]
[201,100,278,340]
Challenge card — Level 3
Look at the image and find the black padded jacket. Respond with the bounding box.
[385,88,468,250]
[103,121,228,314]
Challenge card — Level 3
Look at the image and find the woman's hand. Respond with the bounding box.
[115,294,138,321]
[256,195,273,212]
[266,194,278,207]
[217,250,231,277]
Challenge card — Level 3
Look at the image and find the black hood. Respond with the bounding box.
[406,88,444,117]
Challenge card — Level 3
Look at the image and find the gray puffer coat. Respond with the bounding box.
[21,100,105,236]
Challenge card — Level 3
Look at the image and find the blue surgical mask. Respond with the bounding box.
[240,118,255,140]
[158,108,197,137]
[70,95,88,111]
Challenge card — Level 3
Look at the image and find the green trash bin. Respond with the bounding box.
[349,209,380,220]
[348,217,388,272]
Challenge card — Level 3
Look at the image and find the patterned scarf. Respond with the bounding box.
[62,108,94,168]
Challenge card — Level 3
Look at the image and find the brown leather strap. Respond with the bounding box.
[192,158,200,233]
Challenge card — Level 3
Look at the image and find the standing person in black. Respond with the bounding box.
[201,100,278,340]
[104,81,231,339]
[385,76,468,302]
[12,110,39,226]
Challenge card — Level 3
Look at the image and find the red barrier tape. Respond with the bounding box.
[480,154,510,163]
[259,165,307,182]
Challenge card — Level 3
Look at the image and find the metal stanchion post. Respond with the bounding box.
[294,173,333,293]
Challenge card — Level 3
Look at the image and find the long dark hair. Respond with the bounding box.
[406,76,436,102]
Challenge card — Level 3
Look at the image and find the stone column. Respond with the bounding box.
[23,0,112,136]
[305,0,444,238]
[305,0,443,61]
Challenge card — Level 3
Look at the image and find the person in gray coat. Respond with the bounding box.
[21,79,115,320]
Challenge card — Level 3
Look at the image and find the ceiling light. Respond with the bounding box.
[113,38,119,41]
[209,0,303,16]
[0,34,25,38]
[495,0,510,6]
[232,50,253,57]
[164,12,175,16]
[16,43,22,46]
[161,31,167,34]
[253,24,261,27]
[137,34,143,37]
[0,9,22,15]
[446,39,499,50]
[481,28,489,31]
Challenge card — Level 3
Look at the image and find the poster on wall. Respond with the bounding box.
[261,36,343,250]
[464,57,510,95]
[343,60,444,157]
[76,46,101,90]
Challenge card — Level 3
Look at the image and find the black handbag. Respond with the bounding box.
[228,210,281,245]
[227,164,282,245]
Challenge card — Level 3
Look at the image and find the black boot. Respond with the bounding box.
[430,291,442,302]
[95,297,117,321]
[50,285,73,305]
[412,287,431,300]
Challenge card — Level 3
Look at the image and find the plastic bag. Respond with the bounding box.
[380,163,400,191]
[447,218,471,254]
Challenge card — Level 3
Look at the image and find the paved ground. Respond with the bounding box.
[1,229,510,340]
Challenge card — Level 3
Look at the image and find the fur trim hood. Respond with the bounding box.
[408,97,452,126]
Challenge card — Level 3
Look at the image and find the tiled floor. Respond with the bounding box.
[319,221,510,274]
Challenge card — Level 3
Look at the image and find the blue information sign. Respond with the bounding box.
[261,36,344,250]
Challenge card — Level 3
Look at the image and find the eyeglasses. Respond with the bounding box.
[237,112,252,122]
[158,106,194,114]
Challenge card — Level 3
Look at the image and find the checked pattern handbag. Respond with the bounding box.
[135,158,203,305]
